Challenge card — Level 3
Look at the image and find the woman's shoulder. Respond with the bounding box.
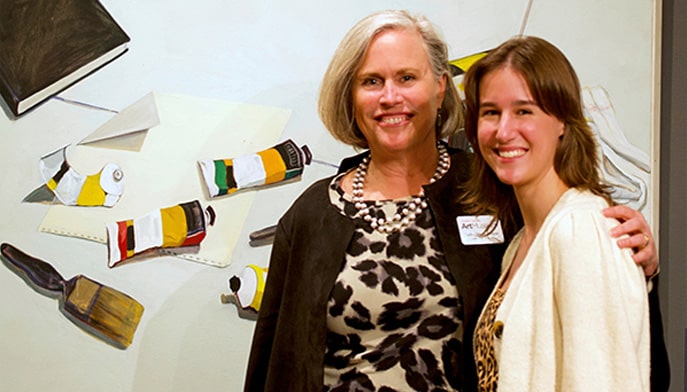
[548,188,610,220]
[544,189,621,246]
[287,175,335,212]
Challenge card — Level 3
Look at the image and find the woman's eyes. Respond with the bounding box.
[362,78,379,86]
[361,75,415,86]
[479,108,534,117]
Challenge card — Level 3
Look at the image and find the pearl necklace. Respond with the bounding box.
[352,144,450,233]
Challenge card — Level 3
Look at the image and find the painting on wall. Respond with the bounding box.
[0,0,661,390]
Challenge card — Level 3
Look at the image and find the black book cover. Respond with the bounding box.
[0,0,130,118]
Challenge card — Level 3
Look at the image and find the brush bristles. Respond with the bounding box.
[64,276,144,349]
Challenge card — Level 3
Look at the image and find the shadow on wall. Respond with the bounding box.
[129,265,255,392]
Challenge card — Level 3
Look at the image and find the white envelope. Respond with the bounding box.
[39,92,291,267]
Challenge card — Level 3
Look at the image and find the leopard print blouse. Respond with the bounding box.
[473,288,505,392]
[323,173,465,392]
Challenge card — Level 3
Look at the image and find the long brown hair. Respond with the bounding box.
[460,36,611,235]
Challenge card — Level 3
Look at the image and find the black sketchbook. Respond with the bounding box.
[0,0,130,117]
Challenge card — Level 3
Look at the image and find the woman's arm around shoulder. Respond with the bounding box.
[549,207,650,391]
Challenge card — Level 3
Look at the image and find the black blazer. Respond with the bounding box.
[244,147,502,391]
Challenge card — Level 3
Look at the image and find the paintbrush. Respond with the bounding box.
[0,243,144,349]
[248,224,277,247]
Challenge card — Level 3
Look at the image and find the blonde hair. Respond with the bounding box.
[318,10,462,149]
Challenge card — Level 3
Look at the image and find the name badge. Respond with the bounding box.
[457,215,505,245]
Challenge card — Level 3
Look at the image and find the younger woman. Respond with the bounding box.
[462,36,651,391]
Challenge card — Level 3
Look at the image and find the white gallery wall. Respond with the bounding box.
[0,1,659,391]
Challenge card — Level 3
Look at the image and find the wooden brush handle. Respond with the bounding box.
[249,224,277,241]
[0,243,65,293]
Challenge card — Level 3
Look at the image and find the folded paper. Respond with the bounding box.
[78,92,160,152]
[106,200,214,267]
[198,139,311,197]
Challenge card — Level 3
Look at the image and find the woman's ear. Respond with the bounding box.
[437,73,448,102]
[559,122,566,139]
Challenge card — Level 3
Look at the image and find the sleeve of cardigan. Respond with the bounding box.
[549,209,650,391]
[243,220,290,391]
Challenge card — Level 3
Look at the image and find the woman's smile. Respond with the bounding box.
[353,28,446,156]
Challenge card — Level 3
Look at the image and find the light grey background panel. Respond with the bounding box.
[0,1,662,391]
[660,0,687,391]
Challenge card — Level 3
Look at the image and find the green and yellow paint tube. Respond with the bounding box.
[198,139,311,198]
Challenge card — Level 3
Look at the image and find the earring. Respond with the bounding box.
[436,109,443,130]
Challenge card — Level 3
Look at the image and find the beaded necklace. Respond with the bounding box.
[352,144,450,233]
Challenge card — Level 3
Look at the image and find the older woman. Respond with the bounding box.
[244,10,662,392]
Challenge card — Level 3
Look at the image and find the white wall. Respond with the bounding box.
[0,1,658,391]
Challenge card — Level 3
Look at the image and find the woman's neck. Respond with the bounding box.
[515,174,570,239]
[365,150,439,199]
[499,174,569,291]
[343,142,442,200]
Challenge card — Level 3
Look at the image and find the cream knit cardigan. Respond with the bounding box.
[480,188,650,391]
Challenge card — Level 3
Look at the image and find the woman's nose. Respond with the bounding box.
[495,114,517,142]
[379,82,402,105]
